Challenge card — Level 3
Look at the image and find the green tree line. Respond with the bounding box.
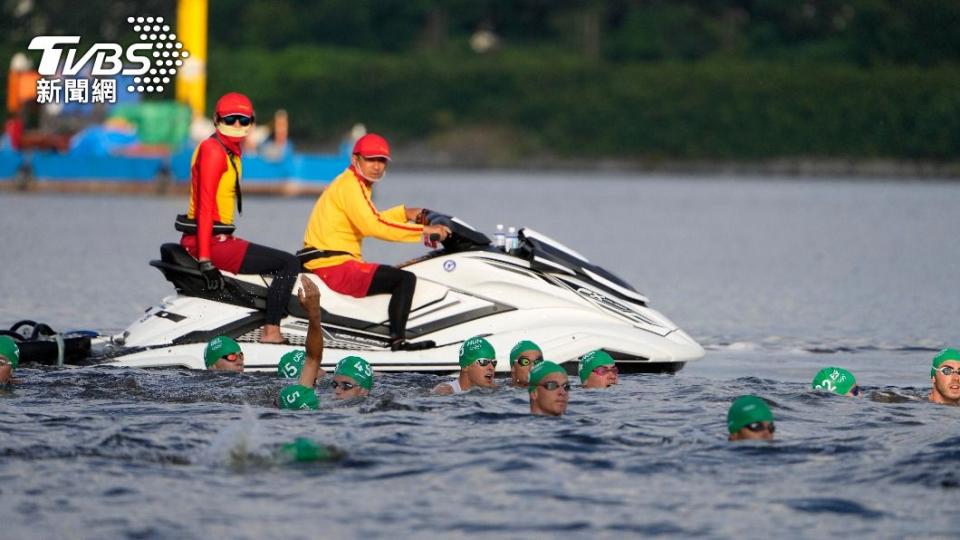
[3,0,959,159]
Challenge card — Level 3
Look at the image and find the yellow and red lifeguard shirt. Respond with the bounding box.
[185,133,243,260]
[302,166,424,270]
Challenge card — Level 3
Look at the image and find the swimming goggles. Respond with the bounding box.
[593,365,618,376]
[745,422,776,433]
[515,355,543,367]
[475,358,497,368]
[539,381,571,392]
[221,352,242,363]
[331,380,356,391]
[937,366,960,377]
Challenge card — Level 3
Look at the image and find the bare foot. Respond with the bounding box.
[259,324,287,344]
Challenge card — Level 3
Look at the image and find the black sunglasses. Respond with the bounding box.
[745,422,776,433]
[937,366,960,377]
[331,380,355,390]
[220,114,253,126]
[539,381,571,392]
[516,356,543,367]
[476,358,497,367]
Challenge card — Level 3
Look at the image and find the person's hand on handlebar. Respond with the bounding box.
[423,224,452,248]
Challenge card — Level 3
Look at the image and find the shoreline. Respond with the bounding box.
[2,156,957,197]
[394,150,960,180]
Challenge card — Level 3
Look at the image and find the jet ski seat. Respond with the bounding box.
[153,243,448,328]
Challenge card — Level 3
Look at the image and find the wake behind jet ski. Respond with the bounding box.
[93,212,705,374]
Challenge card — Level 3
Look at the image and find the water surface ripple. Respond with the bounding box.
[2,173,959,538]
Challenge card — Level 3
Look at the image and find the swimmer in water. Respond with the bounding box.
[0,335,20,384]
[727,395,776,442]
[279,277,325,410]
[329,356,373,400]
[811,367,861,396]
[528,361,570,416]
[929,348,960,405]
[509,340,543,388]
[204,335,244,372]
[578,350,619,389]
[276,437,341,463]
[277,349,306,379]
[433,335,497,395]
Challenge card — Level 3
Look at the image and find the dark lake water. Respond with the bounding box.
[2,171,959,538]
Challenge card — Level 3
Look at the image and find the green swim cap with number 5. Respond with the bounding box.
[278,349,306,378]
[278,384,319,410]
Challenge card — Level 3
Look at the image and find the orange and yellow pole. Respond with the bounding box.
[175,0,207,118]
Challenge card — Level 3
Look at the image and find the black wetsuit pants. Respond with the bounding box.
[367,266,416,340]
[238,243,300,326]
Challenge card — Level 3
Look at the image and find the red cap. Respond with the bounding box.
[352,133,391,160]
[215,92,255,118]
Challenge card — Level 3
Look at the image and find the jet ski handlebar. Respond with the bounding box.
[421,211,492,251]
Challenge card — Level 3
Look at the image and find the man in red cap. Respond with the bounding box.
[176,92,300,344]
[300,133,450,351]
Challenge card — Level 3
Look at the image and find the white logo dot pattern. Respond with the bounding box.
[127,15,188,94]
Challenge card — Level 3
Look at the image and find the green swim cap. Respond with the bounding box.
[204,335,241,368]
[459,336,495,368]
[334,356,373,390]
[0,336,20,370]
[278,384,319,410]
[932,348,960,377]
[509,340,542,367]
[279,437,332,462]
[577,349,615,383]
[528,360,567,393]
[727,395,774,434]
[812,367,857,395]
[277,349,306,378]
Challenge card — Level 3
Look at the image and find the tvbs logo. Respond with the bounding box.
[28,16,188,101]
[29,35,152,76]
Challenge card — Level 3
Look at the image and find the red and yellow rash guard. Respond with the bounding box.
[302,167,424,270]
[186,134,243,260]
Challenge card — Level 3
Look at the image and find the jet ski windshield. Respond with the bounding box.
[518,228,644,302]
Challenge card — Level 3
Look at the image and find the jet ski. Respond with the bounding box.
[94,213,704,374]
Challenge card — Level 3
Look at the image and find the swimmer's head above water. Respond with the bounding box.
[0,335,19,384]
[930,348,960,405]
[727,395,775,442]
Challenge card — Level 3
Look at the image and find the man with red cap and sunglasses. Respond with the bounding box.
[300,133,450,351]
[177,92,300,344]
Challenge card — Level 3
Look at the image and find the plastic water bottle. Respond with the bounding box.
[506,226,518,253]
[494,224,505,250]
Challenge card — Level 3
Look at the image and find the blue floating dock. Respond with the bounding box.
[0,150,22,181]
[3,147,348,195]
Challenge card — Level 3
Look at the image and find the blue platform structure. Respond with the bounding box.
[2,146,348,194]
[169,145,348,187]
[0,150,22,181]
[32,152,165,182]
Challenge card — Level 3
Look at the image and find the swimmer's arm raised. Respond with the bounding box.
[297,276,326,386]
